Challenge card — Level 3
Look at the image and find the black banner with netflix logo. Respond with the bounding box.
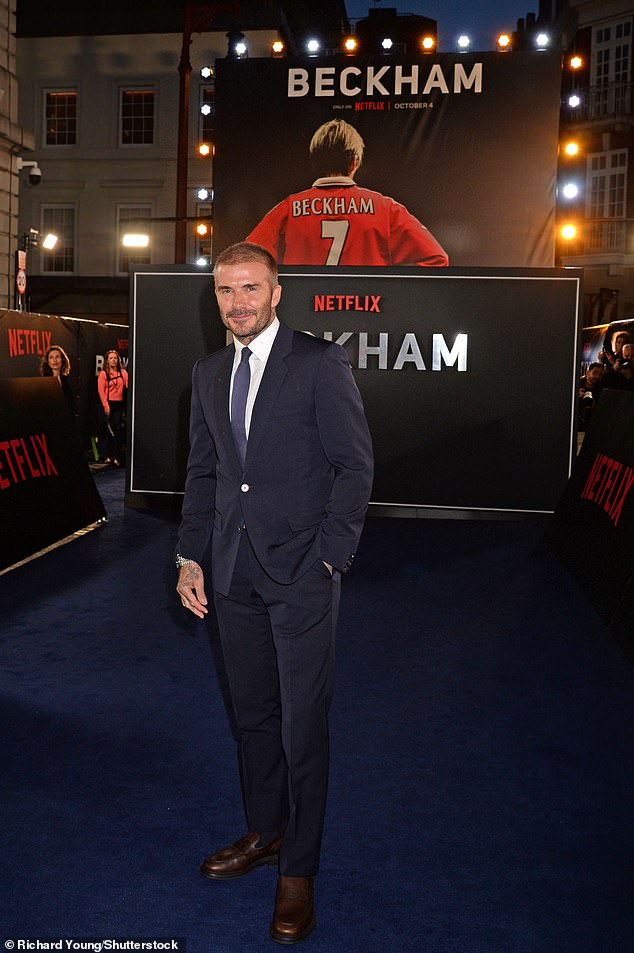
[128,265,581,515]
[0,378,106,572]
[548,389,634,659]
[0,309,129,454]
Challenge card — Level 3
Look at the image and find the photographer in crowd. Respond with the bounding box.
[598,342,634,394]
[598,330,631,370]
[578,361,605,431]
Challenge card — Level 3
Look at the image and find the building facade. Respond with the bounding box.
[15,24,284,320]
[0,0,34,310]
[558,0,633,323]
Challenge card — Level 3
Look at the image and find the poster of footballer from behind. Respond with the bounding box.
[212,51,562,269]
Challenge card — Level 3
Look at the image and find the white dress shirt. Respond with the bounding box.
[229,317,280,437]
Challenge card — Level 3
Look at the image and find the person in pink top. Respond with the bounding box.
[98,349,128,466]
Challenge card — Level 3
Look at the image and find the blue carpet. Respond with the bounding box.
[1,469,632,952]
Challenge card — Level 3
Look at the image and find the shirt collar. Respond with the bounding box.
[233,316,280,363]
[312,176,356,188]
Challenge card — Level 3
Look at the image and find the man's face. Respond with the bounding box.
[586,365,603,386]
[214,260,281,345]
[622,344,634,363]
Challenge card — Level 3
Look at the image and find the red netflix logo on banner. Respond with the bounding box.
[0,433,59,490]
[580,452,634,528]
[7,328,52,357]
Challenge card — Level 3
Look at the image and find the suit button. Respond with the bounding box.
[241,483,250,492]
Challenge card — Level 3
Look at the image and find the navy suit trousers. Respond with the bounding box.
[213,529,341,877]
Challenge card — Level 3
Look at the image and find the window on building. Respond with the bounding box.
[120,89,155,145]
[44,91,77,146]
[41,206,75,272]
[586,150,628,251]
[118,205,152,273]
[592,18,632,115]
[199,85,215,144]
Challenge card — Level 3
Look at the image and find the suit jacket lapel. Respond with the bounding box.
[212,345,242,472]
[245,323,292,467]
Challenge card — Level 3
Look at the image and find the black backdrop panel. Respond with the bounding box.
[548,389,634,659]
[128,269,226,494]
[0,378,106,571]
[128,266,580,515]
[0,309,129,452]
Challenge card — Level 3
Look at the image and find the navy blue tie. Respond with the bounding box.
[231,346,251,466]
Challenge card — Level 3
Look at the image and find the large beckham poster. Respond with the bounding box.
[213,52,562,268]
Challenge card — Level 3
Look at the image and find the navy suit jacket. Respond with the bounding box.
[178,321,374,596]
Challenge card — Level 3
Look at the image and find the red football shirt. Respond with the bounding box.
[246,177,448,267]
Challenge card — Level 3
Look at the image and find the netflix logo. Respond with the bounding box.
[580,452,634,528]
[0,433,59,490]
[313,294,382,313]
[7,328,52,357]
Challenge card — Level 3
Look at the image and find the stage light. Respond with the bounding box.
[198,143,211,157]
[200,67,213,79]
[560,224,577,240]
[343,36,358,54]
[42,233,58,250]
[381,37,393,51]
[570,55,583,70]
[197,187,210,201]
[535,32,550,50]
[195,223,209,237]
[564,141,579,157]
[568,94,581,108]
[226,29,246,58]
[271,39,285,56]
[200,103,212,116]
[457,35,471,50]
[497,33,511,50]
[421,35,435,52]
[122,233,149,248]
[561,182,579,199]
[306,38,320,55]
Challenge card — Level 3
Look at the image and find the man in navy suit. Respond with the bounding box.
[176,242,373,944]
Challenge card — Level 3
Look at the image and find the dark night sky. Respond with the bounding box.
[346,1,537,52]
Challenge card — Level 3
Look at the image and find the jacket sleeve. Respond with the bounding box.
[177,360,218,563]
[314,344,374,572]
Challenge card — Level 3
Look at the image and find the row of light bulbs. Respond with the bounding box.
[193,45,588,256]
[220,32,571,58]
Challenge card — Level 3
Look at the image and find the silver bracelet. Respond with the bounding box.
[175,554,196,569]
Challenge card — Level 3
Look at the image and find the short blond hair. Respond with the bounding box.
[309,119,365,177]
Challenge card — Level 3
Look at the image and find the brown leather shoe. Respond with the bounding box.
[200,832,282,880]
[269,876,315,944]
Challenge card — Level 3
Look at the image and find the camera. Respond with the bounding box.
[16,157,43,185]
